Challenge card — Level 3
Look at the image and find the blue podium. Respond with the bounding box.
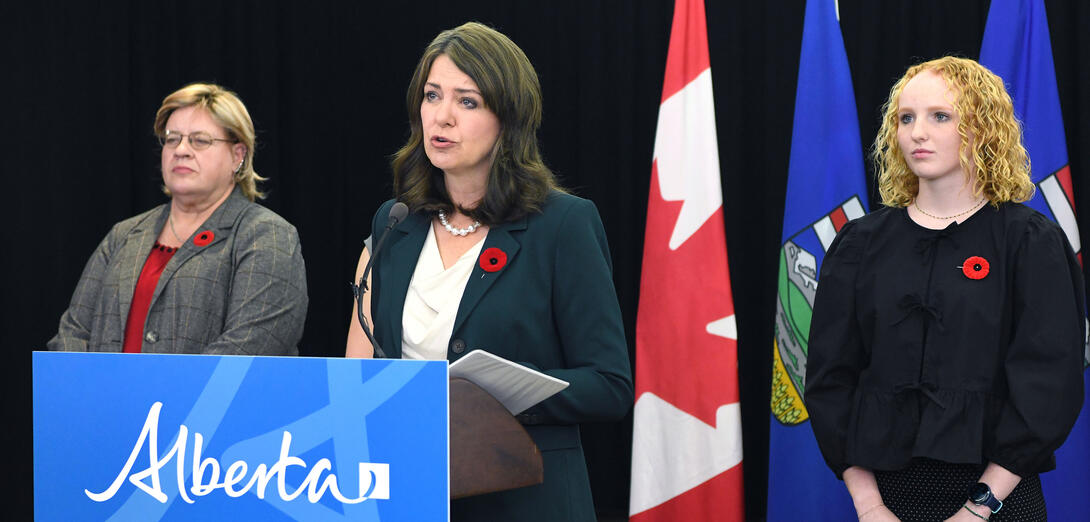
[33,352,449,521]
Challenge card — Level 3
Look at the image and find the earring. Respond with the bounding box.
[233,160,244,175]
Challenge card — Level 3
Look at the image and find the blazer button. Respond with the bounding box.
[450,339,466,354]
[144,331,159,343]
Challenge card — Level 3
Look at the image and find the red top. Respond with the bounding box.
[122,242,177,353]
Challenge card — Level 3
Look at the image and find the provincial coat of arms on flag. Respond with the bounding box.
[771,196,865,425]
[766,3,869,520]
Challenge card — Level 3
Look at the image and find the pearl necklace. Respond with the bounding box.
[913,198,986,220]
[438,210,481,237]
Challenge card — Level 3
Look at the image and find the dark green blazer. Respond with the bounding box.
[370,191,633,521]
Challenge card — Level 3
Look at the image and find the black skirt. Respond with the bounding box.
[873,459,1046,521]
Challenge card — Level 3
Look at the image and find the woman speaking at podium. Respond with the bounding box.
[346,22,633,521]
[48,83,307,355]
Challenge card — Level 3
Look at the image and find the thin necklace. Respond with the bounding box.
[913,198,986,220]
[168,213,185,243]
[438,210,481,237]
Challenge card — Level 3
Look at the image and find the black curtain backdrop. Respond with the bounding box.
[4,1,1087,520]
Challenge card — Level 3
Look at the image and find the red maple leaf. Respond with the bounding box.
[635,162,739,427]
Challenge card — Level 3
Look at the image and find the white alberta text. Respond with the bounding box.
[84,402,390,504]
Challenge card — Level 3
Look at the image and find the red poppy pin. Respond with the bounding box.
[960,255,989,280]
[193,230,215,247]
[479,247,507,273]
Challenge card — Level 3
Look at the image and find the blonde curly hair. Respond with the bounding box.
[874,56,1033,207]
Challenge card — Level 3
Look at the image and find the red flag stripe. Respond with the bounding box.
[659,0,711,102]
[1056,165,1076,210]
[829,207,848,232]
[630,466,744,522]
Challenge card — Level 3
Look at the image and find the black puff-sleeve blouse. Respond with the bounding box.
[805,203,1085,479]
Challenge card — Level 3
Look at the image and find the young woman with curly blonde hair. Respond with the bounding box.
[806,57,1084,522]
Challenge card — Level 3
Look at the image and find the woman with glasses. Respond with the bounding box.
[48,83,307,355]
[345,23,632,521]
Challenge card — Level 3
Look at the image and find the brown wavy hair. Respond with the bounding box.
[154,83,265,201]
[391,22,560,224]
[874,56,1033,207]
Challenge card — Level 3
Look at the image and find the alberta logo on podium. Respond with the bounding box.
[33,352,447,521]
[85,402,391,505]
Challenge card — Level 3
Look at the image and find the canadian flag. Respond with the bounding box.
[629,0,744,520]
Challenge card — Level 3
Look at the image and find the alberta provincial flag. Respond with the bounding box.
[766,1,868,520]
[980,0,1090,518]
[629,0,744,520]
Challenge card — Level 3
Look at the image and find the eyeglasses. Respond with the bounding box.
[159,130,236,150]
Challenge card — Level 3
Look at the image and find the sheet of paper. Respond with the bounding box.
[448,349,569,415]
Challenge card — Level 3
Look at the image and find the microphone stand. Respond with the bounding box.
[351,202,408,359]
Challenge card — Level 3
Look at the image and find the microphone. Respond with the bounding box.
[352,202,408,359]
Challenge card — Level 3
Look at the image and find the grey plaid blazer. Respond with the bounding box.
[47,187,307,355]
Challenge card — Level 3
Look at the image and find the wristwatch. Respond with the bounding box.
[968,482,1003,513]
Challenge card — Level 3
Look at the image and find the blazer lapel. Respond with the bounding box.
[151,187,248,305]
[380,211,430,358]
[116,206,168,327]
[452,216,526,335]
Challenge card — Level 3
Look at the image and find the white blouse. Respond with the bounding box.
[401,224,486,360]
